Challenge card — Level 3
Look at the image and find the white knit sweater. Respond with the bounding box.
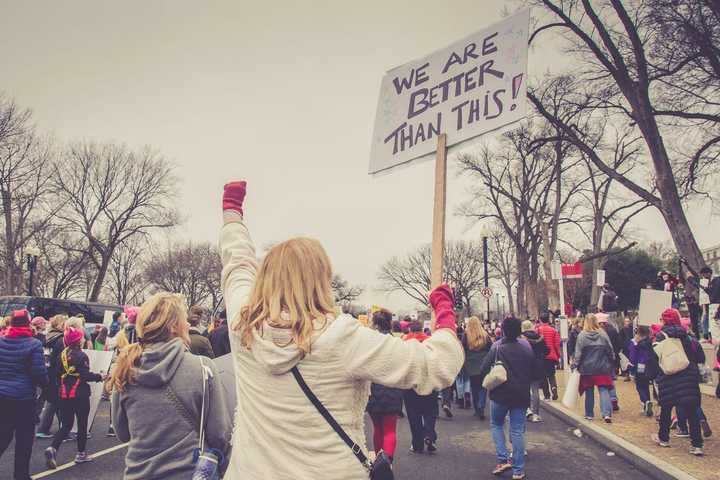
[219,213,464,480]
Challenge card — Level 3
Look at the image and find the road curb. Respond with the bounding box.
[543,401,698,480]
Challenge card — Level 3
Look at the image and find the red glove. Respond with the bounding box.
[223,181,247,216]
[429,284,457,331]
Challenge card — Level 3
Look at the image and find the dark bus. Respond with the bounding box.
[0,296,123,326]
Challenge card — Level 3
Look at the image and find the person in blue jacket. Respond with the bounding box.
[0,310,48,480]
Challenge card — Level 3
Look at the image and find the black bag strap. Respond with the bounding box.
[291,366,371,471]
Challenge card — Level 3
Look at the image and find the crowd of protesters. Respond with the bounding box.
[1,180,719,480]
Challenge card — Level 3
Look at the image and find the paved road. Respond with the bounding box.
[1,399,654,479]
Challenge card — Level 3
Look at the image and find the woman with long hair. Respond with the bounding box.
[220,181,463,479]
[463,316,492,419]
[573,314,615,423]
[110,293,231,480]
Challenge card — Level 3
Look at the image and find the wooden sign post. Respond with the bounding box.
[431,134,447,290]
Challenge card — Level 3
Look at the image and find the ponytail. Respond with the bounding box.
[110,343,144,393]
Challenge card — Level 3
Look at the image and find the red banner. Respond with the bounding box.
[561,262,583,279]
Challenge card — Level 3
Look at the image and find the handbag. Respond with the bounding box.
[291,366,393,480]
[653,333,689,375]
[191,358,224,480]
[562,370,580,408]
[482,345,507,391]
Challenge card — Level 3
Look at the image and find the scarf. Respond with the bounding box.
[5,326,34,338]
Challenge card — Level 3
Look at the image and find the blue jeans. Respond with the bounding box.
[584,385,612,418]
[469,375,486,416]
[490,401,526,475]
[635,378,651,404]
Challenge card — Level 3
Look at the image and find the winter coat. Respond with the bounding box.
[653,326,701,408]
[462,335,491,378]
[219,214,463,480]
[188,328,215,358]
[478,338,534,409]
[209,323,231,357]
[567,328,580,359]
[44,329,65,403]
[366,331,405,415]
[112,338,232,480]
[574,330,614,376]
[537,323,561,362]
[523,331,549,382]
[602,324,623,367]
[628,338,659,380]
[0,331,47,400]
[58,347,103,399]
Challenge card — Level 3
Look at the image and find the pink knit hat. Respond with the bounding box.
[124,306,139,325]
[64,327,84,346]
[680,317,691,332]
[661,308,681,326]
[31,316,47,330]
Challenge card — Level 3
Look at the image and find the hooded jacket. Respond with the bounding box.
[477,337,534,409]
[523,331,549,382]
[188,327,215,358]
[220,215,464,480]
[653,326,702,407]
[574,330,614,376]
[0,331,47,400]
[537,323,561,362]
[111,339,232,480]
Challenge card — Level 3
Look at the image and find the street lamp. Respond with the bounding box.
[480,224,490,322]
[25,245,40,297]
[495,292,500,321]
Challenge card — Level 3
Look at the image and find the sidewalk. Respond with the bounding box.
[548,370,719,480]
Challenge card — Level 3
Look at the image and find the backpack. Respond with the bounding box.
[653,332,689,375]
[59,348,80,400]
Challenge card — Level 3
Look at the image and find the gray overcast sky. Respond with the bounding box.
[1,1,716,311]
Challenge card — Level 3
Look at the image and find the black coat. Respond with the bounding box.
[479,339,534,409]
[366,331,404,415]
[209,324,231,358]
[654,326,702,408]
[45,330,65,403]
[567,329,580,359]
[523,331,549,382]
[602,324,622,366]
[58,347,103,399]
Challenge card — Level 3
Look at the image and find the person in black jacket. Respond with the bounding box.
[522,320,549,423]
[209,310,231,357]
[45,327,106,468]
[366,309,403,465]
[478,316,534,479]
[598,314,622,411]
[462,316,492,420]
[36,315,68,438]
[651,309,704,456]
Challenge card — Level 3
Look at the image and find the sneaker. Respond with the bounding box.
[551,388,559,401]
[674,430,690,438]
[644,401,653,418]
[492,462,513,475]
[442,404,453,419]
[604,416,612,424]
[612,400,619,412]
[701,420,712,438]
[651,434,670,447]
[584,416,594,421]
[424,438,437,453]
[45,447,58,469]
[512,474,526,480]
[531,414,542,423]
[409,446,423,454]
[35,432,53,439]
[75,452,93,463]
[689,447,704,456]
[526,409,533,419]
[106,426,116,437]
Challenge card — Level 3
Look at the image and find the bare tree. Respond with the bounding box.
[487,223,517,315]
[105,240,147,306]
[331,274,364,305]
[144,241,221,308]
[32,226,92,299]
[378,241,486,313]
[53,142,180,301]
[526,0,719,271]
[0,96,57,294]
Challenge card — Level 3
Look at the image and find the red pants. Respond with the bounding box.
[370,413,397,458]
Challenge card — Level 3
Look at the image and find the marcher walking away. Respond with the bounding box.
[522,320,549,422]
[463,316,492,420]
[45,326,105,468]
[218,181,463,480]
[574,314,615,423]
[36,315,68,438]
[209,310,231,357]
[628,326,658,417]
[478,316,533,480]
[366,309,403,470]
[650,308,704,455]
[537,313,560,401]
[111,293,232,480]
[597,313,622,411]
[188,305,215,358]
[0,310,48,480]
[567,318,581,362]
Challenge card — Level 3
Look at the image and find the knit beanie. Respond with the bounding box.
[124,305,138,325]
[661,308,681,326]
[31,316,47,331]
[521,320,534,332]
[680,317,691,332]
[64,327,84,347]
[10,310,31,327]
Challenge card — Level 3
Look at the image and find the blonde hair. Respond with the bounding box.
[115,329,129,351]
[65,316,85,330]
[110,292,190,392]
[583,314,600,332]
[234,237,335,356]
[49,314,67,331]
[465,316,490,350]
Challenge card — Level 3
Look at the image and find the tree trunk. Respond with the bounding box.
[541,222,559,311]
[525,279,539,320]
[88,253,111,302]
[515,248,528,318]
[505,280,515,316]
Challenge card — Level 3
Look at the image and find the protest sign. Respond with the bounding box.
[369,9,529,175]
[638,289,672,326]
[74,349,113,433]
